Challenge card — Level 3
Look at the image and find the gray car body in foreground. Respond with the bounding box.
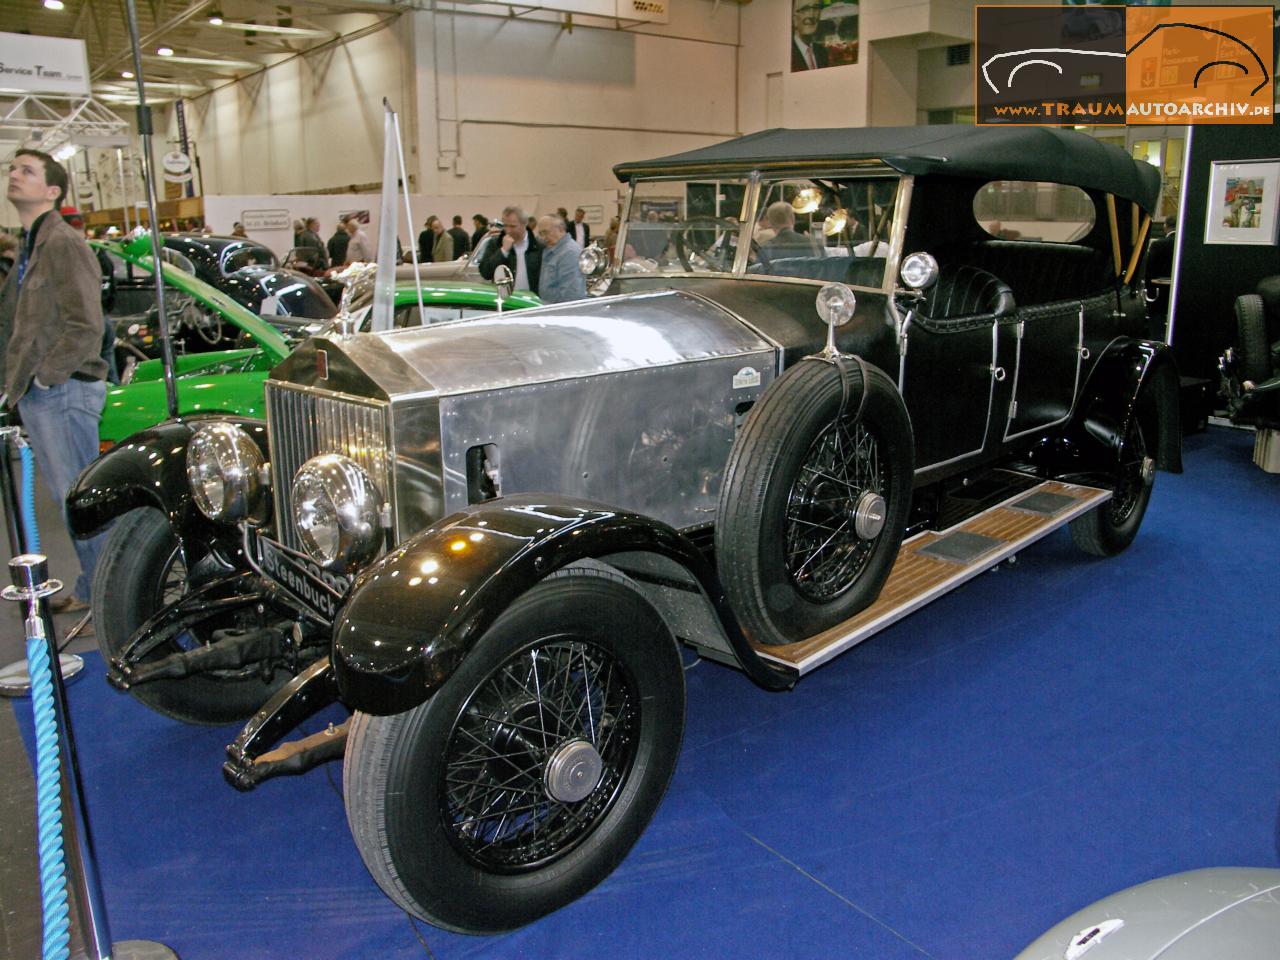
[1014,868,1280,960]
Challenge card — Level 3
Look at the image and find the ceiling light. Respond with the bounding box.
[52,144,77,161]
[121,71,134,79]
[208,12,224,25]
[157,46,174,56]
[207,20,330,38]
[145,53,260,69]
[43,0,65,10]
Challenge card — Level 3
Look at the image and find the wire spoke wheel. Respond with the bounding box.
[442,637,637,871]
[1106,416,1148,526]
[784,417,884,602]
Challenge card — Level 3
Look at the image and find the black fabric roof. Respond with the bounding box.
[614,125,1162,212]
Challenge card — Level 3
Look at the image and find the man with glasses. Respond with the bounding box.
[792,1,828,72]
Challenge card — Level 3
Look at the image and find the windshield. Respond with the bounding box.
[621,174,900,288]
[221,243,278,275]
[748,175,900,289]
[622,178,750,276]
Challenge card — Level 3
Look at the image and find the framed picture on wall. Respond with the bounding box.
[1204,159,1280,245]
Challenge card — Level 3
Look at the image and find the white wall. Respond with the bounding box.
[414,3,742,197]
[162,15,416,197]
[738,0,869,134]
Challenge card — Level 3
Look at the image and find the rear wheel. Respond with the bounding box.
[1070,412,1155,556]
[92,507,285,724]
[343,571,685,933]
[716,359,914,646]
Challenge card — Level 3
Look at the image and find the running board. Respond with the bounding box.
[753,480,1111,677]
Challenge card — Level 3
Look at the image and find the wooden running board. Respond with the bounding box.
[754,480,1111,676]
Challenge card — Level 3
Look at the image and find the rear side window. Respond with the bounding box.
[973,181,1095,243]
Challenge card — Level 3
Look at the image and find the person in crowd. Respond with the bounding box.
[471,214,490,252]
[448,215,470,258]
[298,216,328,268]
[231,221,247,237]
[418,218,435,263]
[427,215,453,264]
[479,205,542,293]
[629,209,670,260]
[569,207,591,248]
[526,215,539,235]
[328,220,350,266]
[292,219,304,247]
[603,216,620,260]
[1,149,111,615]
[0,232,16,282]
[791,1,828,71]
[556,207,570,224]
[760,200,822,259]
[344,217,374,264]
[535,215,587,304]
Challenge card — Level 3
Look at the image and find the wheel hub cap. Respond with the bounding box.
[1141,455,1155,485]
[543,738,603,803]
[852,490,887,540]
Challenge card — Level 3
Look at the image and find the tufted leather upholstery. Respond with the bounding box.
[918,265,1016,322]
[963,240,1113,305]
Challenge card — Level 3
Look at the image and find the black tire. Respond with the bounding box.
[715,358,914,647]
[92,508,285,725]
[343,570,685,933]
[1234,294,1271,384]
[1070,410,1155,557]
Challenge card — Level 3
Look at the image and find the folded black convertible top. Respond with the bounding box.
[614,125,1161,212]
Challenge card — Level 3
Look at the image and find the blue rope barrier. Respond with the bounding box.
[26,628,72,960]
[20,443,40,553]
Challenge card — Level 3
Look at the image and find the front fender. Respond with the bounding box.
[67,415,269,568]
[1064,338,1182,479]
[333,494,791,716]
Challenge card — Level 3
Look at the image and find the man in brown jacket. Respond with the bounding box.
[1,148,110,613]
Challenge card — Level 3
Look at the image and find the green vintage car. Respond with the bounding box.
[96,242,541,447]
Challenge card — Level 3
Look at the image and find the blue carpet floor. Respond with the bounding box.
[12,425,1280,959]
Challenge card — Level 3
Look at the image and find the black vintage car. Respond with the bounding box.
[69,126,1180,934]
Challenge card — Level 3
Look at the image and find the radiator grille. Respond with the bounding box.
[266,382,391,552]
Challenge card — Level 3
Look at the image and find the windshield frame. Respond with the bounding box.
[616,165,909,293]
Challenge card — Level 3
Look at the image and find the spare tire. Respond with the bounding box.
[715,357,913,647]
[1234,294,1270,384]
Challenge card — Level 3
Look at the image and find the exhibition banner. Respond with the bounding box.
[0,32,90,96]
[975,5,1273,125]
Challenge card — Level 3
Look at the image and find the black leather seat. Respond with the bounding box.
[919,265,1016,322]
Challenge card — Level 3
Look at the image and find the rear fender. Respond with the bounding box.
[1063,338,1182,480]
[332,494,793,716]
[67,415,269,568]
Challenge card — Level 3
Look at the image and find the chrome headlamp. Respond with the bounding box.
[900,252,939,291]
[291,455,384,571]
[186,422,267,523]
[579,243,607,279]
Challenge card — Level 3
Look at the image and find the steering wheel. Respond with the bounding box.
[674,217,755,272]
[180,298,224,345]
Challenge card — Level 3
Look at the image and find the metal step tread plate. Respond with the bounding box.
[754,479,1112,676]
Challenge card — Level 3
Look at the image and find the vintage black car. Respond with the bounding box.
[69,126,1181,934]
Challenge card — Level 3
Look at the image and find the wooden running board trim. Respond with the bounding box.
[753,480,1111,676]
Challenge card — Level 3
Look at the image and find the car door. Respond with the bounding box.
[1003,301,1083,440]
[899,310,1000,470]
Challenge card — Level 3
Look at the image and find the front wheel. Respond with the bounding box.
[92,507,286,724]
[343,570,686,933]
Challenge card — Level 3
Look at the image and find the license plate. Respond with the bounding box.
[255,533,350,621]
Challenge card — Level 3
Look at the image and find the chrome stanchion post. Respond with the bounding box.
[5,556,178,960]
[6,555,112,959]
[0,424,85,697]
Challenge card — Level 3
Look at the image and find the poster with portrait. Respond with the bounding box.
[1204,160,1280,245]
[791,1,859,72]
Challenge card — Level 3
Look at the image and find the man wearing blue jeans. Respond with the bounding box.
[1,149,110,614]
